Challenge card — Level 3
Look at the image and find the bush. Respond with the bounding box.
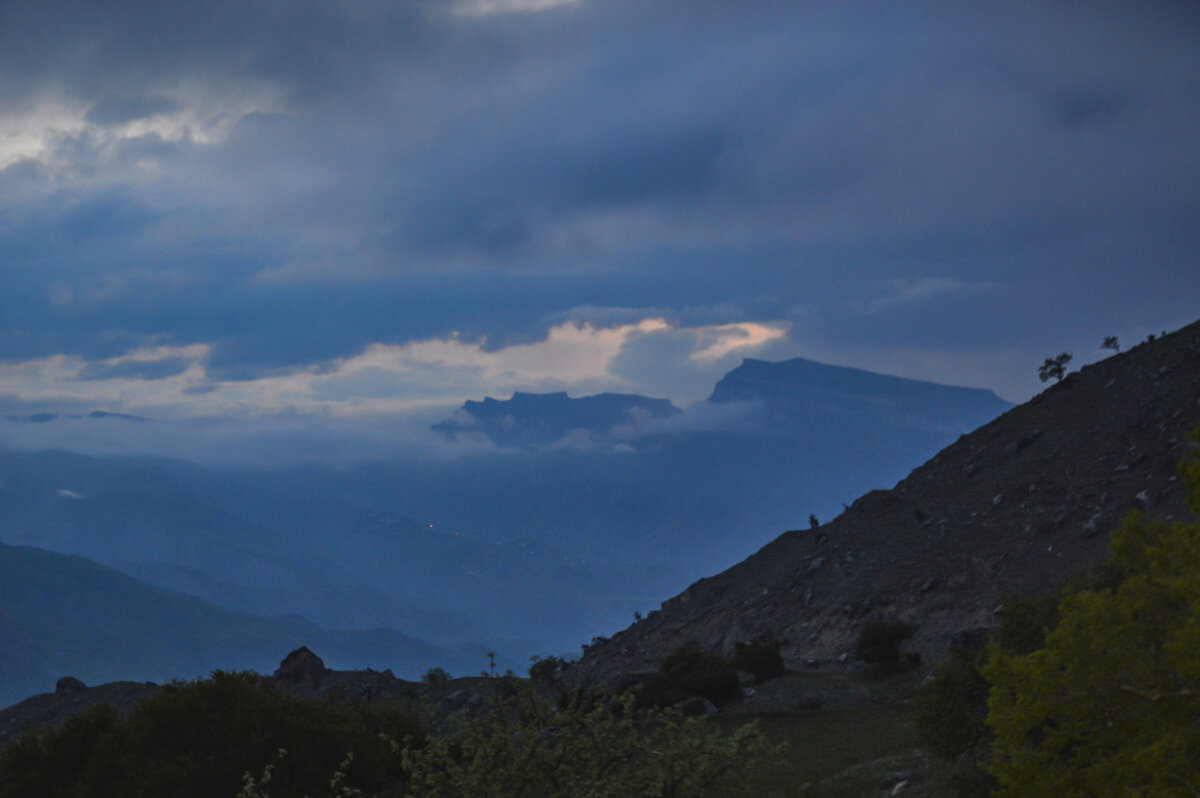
[422,666,451,690]
[639,643,740,709]
[732,634,786,684]
[854,619,917,673]
[0,671,422,798]
[916,648,990,760]
[528,655,566,686]
[397,679,778,797]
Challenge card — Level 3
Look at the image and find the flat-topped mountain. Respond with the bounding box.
[573,320,1200,680]
[433,391,680,449]
[709,357,1011,434]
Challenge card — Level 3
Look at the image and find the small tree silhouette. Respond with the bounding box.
[1038,352,1072,383]
[1101,336,1120,352]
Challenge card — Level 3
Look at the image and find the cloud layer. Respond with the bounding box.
[1,1,1197,430]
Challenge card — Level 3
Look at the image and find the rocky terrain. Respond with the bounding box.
[573,320,1200,679]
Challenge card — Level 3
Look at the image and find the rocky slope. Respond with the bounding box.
[574,321,1200,679]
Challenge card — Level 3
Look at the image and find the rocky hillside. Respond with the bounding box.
[574,321,1200,679]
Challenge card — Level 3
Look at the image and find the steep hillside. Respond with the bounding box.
[574,321,1200,679]
[0,542,491,709]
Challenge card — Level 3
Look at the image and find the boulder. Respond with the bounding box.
[55,676,86,695]
[273,646,329,685]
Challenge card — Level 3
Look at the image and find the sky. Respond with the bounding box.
[1,0,1198,434]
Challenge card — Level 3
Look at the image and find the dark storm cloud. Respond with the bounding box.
[0,0,1197,405]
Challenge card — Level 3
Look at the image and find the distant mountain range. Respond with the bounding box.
[0,356,1012,705]
[433,391,680,449]
[0,541,492,709]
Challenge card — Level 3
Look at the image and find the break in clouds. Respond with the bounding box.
[1,0,1198,444]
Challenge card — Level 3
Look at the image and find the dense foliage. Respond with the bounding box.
[637,643,741,709]
[981,437,1200,796]
[985,507,1200,796]
[397,681,776,798]
[0,671,419,798]
[732,634,785,685]
[916,647,991,762]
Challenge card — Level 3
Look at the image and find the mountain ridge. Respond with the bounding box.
[432,390,681,449]
[0,540,494,709]
[573,320,1200,679]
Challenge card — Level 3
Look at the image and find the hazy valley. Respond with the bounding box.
[0,355,1010,707]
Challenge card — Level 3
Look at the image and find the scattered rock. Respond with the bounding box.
[675,695,718,716]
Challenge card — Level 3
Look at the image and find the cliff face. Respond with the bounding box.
[575,322,1200,678]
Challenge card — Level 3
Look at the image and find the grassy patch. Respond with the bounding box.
[711,702,927,797]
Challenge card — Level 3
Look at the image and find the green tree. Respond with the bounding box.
[1037,352,1072,383]
[984,446,1200,796]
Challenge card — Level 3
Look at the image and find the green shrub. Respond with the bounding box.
[916,648,990,760]
[639,643,740,709]
[422,667,451,690]
[527,655,566,686]
[993,593,1059,656]
[397,679,777,797]
[854,619,917,673]
[733,633,786,684]
[0,671,422,798]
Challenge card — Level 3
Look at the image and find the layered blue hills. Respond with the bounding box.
[0,356,1011,706]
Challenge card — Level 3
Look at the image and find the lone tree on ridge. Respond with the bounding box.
[1038,352,1072,383]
